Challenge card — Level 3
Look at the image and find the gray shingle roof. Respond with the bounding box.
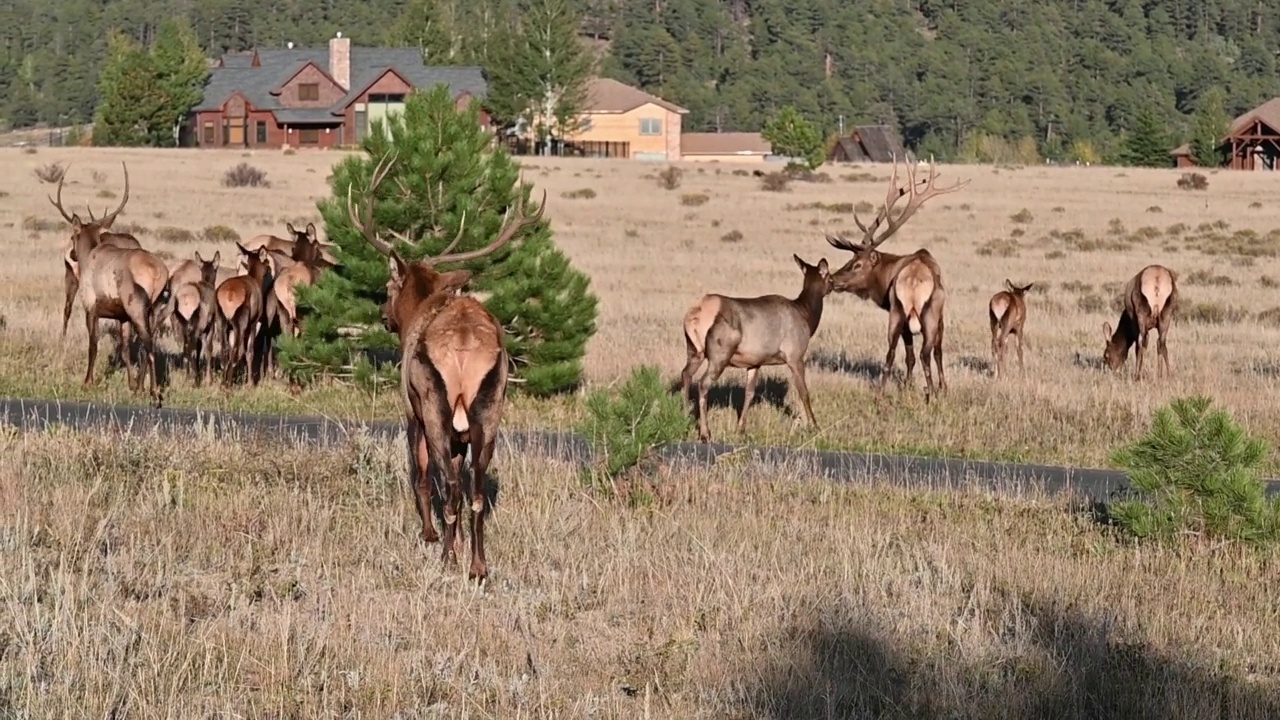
[273,109,339,124]
[198,45,487,119]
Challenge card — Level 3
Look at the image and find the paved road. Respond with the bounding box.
[4,396,1276,502]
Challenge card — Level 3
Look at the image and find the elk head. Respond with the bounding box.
[794,254,833,296]
[235,242,273,282]
[345,151,547,335]
[1005,279,1034,295]
[1101,321,1129,372]
[824,155,968,297]
[195,251,222,286]
[51,162,131,258]
[287,222,322,264]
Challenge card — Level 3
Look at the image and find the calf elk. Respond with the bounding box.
[216,243,273,387]
[988,279,1034,379]
[52,163,172,406]
[824,155,969,402]
[1104,264,1177,380]
[681,254,833,444]
[170,251,222,386]
[348,152,545,582]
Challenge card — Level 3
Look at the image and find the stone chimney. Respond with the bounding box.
[329,32,350,91]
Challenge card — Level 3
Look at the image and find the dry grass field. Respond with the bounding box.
[4,146,1280,467]
[2,426,1279,716]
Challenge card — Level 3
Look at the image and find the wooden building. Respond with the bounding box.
[1169,98,1280,171]
[828,125,906,163]
[188,34,488,150]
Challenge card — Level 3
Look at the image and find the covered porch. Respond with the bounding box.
[1225,115,1280,171]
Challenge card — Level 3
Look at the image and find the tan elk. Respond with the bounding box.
[824,155,969,402]
[52,163,172,406]
[347,152,545,582]
[1104,264,1178,380]
[241,223,339,271]
[988,279,1034,379]
[681,254,833,444]
[215,243,273,387]
[170,251,222,386]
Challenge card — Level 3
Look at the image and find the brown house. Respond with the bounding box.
[681,132,774,163]
[1170,98,1280,171]
[828,125,906,163]
[188,34,488,150]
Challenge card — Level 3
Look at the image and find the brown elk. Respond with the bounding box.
[170,251,222,386]
[215,242,273,387]
[680,254,833,444]
[1104,264,1177,381]
[347,152,545,582]
[824,156,969,402]
[988,279,1034,380]
[52,163,172,406]
[241,223,339,271]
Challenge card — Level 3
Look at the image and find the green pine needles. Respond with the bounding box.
[578,365,693,484]
[276,85,598,396]
[1108,395,1280,546]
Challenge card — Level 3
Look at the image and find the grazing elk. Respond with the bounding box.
[681,254,834,444]
[170,251,222,386]
[1104,264,1178,381]
[53,163,172,406]
[988,279,1034,380]
[824,155,969,402]
[347,152,545,581]
[215,242,273,387]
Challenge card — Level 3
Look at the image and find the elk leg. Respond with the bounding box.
[438,451,465,568]
[1157,329,1172,379]
[223,323,241,387]
[120,323,138,393]
[84,312,101,386]
[921,329,939,404]
[697,358,729,444]
[468,423,496,582]
[736,367,759,433]
[902,332,917,390]
[1133,329,1149,382]
[62,272,78,339]
[934,319,948,395]
[881,313,907,395]
[246,322,260,386]
[990,324,1001,380]
[680,337,705,416]
[1015,330,1025,375]
[787,359,818,427]
[408,421,440,544]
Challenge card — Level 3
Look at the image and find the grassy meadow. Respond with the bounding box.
[1,426,1278,716]
[3,146,1280,468]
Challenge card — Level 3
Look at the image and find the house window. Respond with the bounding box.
[299,128,320,144]
[639,118,662,136]
[298,83,320,101]
[202,122,214,144]
[256,121,267,144]
[354,109,366,143]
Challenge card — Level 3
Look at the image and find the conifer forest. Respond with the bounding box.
[3,0,1280,161]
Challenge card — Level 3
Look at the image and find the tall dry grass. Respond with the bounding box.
[1,426,1278,716]
[3,148,1280,467]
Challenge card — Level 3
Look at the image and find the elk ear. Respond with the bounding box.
[438,269,473,294]
[817,258,830,276]
[211,251,221,266]
[866,250,880,265]
[792,253,807,272]
[1004,278,1016,292]
[235,241,250,255]
[194,251,204,263]
[1021,282,1035,293]
[388,251,408,282]
[286,222,298,235]
[70,214,83,231]
[1102,322,1112,343]
[305,223,318,241]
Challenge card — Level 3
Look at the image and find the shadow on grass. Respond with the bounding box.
[667,374,796,420]
[749,599,1280,719]
[807,350,883,382]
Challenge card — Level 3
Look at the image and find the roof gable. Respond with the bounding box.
[271,60,343,96]
[583,78,688,115]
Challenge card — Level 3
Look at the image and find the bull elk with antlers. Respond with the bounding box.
[824,155,969,402]
[988,279,1034,380]
[681,254,833,444]
[52,163,172,406]
[1104,264,1177,381]
[348,152,545,582]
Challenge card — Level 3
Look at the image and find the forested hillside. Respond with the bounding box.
[4,0,1279,160]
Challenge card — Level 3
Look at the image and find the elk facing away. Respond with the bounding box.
[681,254,833,444]
[170,251,222,386]
[988,279,1034,380]
[215,243,273,387]
[348,152,546,582]
[1104,264,1177,380]
[824,156,969,402]
[52,163,172,406]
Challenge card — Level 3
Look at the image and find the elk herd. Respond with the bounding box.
[43,154,1180,581]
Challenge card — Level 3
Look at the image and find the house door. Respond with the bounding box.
[228,121,246,147]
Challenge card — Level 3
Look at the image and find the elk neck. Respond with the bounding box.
[793,274,827,335]
[388,265,455,336]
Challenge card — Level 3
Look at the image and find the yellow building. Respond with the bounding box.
[563,78,689,160]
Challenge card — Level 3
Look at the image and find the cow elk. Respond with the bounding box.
[347,152,545,582]
[988,279,1034,380]
[1104,264,1177,381]
[242,223,339,271]
[215,243,273,387]
[824,155,969,402]
[681,254,833,444]
[170,251,222,386]
[52,163,172,407]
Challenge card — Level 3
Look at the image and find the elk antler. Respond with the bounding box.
[428,187,545,267]
[48,164,76,223]
[100,161,130,227]
[346,151,407,256]
[826,154,969,253]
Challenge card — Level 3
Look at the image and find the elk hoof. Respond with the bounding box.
[421,526,440,544]
[469,560,488,583]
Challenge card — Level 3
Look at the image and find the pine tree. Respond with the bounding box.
[277,85,598,397]
[1189,87,1229,168]
[1118,106,1173,168]
[93,32,168,147]
[151,18,210,147]
[762,105,825,170]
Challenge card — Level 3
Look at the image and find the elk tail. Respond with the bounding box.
[907,310,922,335]
[148,276,175,336]
[452,396,469,433]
